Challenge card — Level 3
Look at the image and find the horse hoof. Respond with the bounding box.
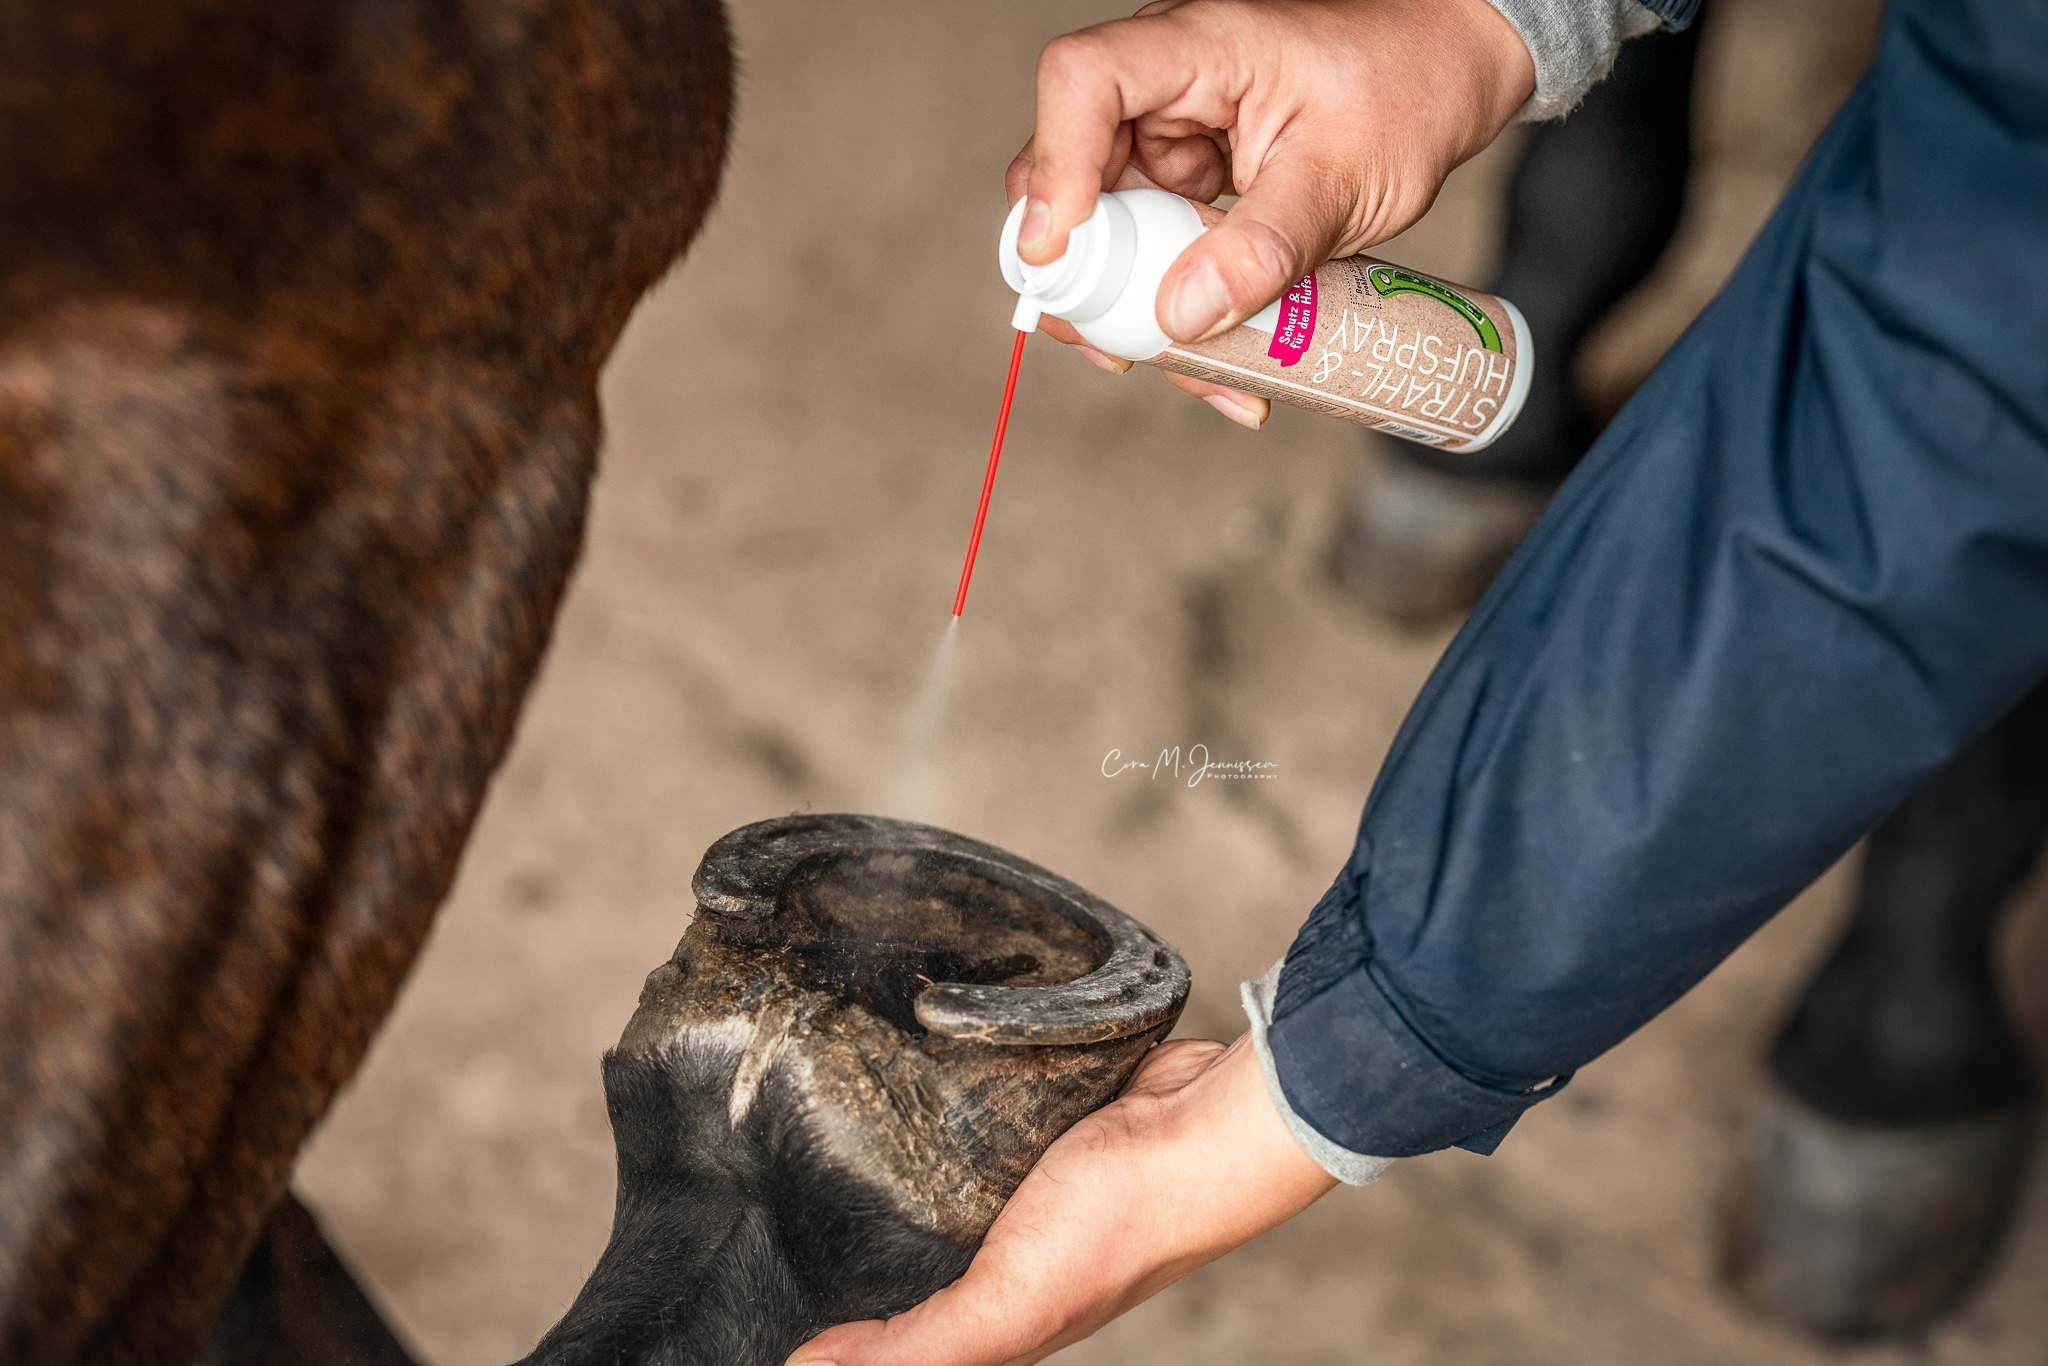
[1325,442,1553,631]
[1720,1081,2036,1339]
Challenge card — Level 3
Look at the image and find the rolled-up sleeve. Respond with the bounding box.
[1264,0,2048,1160]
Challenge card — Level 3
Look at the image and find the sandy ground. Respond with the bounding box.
[296,1,2048,1362]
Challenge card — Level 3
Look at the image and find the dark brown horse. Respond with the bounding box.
[0,3,731,1359]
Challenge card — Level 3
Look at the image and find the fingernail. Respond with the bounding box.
[1163,261,1236,343]
[1075,345,1131,375]
[1204,394,1264,430]
[1018,197,1052,255]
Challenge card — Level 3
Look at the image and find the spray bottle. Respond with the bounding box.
[999,188,1531,452]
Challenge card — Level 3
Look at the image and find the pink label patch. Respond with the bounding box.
[1266,272,1317,368]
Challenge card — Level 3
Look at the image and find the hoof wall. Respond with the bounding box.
[1720,1083,2035,1338]
[1326,445,1552,631]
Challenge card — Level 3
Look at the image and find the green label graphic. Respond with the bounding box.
[1366,266,1502,352]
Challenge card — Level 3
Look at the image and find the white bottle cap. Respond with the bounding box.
[997,194,1137,334]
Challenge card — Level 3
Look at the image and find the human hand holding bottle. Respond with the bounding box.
[1007,0,1535,428]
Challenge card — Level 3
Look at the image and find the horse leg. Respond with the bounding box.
[0,4,732,1360]
[1721,681,2048,1335]
[200,1191,418,1366]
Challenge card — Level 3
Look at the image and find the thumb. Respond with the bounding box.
[1157,159,1343,345]
[784,1258,1061,1366]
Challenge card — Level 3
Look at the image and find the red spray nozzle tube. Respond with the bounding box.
[949,328,1029,617]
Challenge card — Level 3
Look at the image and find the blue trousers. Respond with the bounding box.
[1268,0,2048,1157]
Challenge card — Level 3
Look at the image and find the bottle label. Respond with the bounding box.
[1265,273,1317,368]
[1154,255,1522,450]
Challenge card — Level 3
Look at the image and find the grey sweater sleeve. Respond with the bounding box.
[1484,0,1664,120]
[1242,960,1395,1186]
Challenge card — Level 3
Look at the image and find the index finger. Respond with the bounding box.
[1019,12,1246,263]
[1004,124,1137,208]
